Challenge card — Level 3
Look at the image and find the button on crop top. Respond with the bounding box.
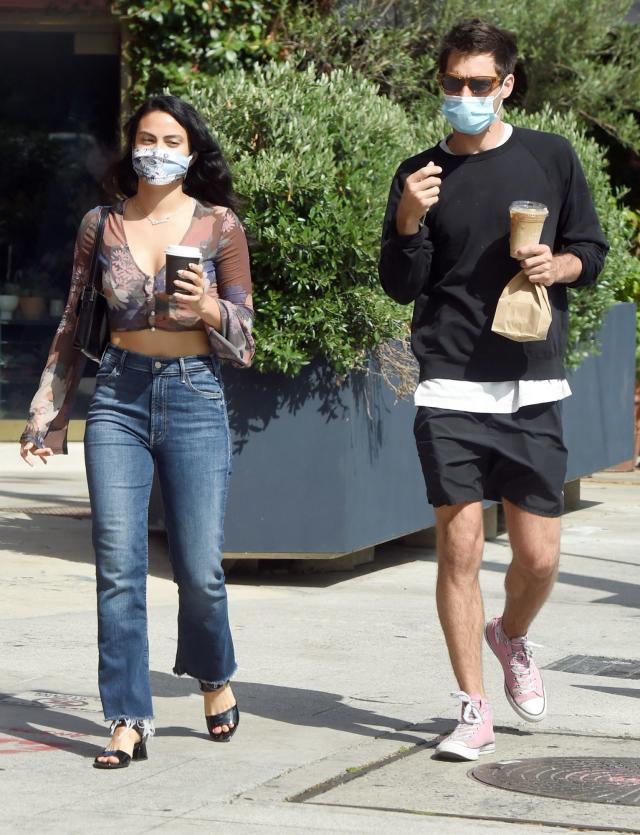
[21,200,254,453]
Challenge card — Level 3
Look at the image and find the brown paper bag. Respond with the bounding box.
[491,270,552,342]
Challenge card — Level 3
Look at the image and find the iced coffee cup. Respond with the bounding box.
[509,201,549,258]
[165,245,202,294]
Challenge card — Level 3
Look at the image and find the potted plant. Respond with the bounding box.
[0,280,20,321]
[16,265,50,320]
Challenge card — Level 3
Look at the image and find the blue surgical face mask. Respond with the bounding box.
[441,85,504,135]
[132,147,193,185]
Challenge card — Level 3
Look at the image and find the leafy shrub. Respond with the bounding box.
[114,0,639,153]
[113,0,283,103]
[279,0,640,152]
[619,208,640,369]
[188,62,419,374]
[110,2,638,379]
[277,1,439,109]
[187,62,637,376]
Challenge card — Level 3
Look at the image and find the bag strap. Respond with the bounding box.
[86,206,110,293]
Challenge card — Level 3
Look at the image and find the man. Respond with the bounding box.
[379,18,608,761]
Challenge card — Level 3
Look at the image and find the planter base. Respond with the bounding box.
[563,478,581,511]
[222,547,374,562]
[222,546,376,574]
[604,459,638,473]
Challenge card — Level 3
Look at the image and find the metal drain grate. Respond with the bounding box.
[472,757,640,806]
[545,655,640,679]
[0,505,91,518]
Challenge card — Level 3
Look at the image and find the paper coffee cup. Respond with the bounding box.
[165,244,202,294]
[509,201,548,258]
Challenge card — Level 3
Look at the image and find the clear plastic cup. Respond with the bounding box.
[509,201,548,258]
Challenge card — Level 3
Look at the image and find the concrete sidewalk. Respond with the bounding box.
[0,443,639,834]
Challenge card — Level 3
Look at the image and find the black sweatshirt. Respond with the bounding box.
[379,127,609,382]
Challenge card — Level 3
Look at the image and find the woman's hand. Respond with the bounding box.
[173,262,208,315]
[173,262,222,330]
[20,441,53,466]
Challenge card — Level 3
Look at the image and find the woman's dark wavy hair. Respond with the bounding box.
[105,95,238,212]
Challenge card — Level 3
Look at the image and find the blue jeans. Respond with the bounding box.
[84,345,237,729]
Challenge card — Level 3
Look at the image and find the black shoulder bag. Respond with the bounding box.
[73,205,111,363]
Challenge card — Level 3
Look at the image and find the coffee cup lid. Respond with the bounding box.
[509,200,548,214]
[165,245,202,258]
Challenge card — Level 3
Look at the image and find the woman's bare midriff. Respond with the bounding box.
[110,328,211,357]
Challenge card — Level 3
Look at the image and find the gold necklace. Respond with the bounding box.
[133,197,193,226]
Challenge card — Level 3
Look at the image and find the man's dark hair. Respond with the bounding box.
[438,18,518,79]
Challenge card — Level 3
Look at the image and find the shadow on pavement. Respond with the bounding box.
[5,509,637,604]
[0,696,106,759]
[0,490,90,509]
[572,684,640,700]
[150,672,440,744]
[0,516,175,580]
[0,512,435,587]
[482,558,640,610]
[0,677,446,761]
[556,551,640,569]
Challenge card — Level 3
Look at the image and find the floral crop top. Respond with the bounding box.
[21,200,254,453]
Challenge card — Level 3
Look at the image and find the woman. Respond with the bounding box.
[19,95,254,768]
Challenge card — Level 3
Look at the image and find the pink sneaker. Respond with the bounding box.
[435,692,495,761]
[485,616,547,722]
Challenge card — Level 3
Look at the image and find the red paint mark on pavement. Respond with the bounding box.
[0,728,85,755]
[36,695,88,709]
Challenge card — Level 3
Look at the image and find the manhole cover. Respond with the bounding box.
[472,757,640,806]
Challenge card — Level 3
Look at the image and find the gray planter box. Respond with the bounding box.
[151,302,636,558]
[564,302,637,480]
[220,355,432,558]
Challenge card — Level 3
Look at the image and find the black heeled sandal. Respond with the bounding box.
[93,721,149,769]
[206,704,240,742]
[200,680,240,743]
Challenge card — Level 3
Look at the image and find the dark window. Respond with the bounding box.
[0,29,119,421]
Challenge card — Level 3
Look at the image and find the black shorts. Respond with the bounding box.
[414,402,568,517]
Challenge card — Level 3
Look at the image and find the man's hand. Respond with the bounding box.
[517,245,582,287]
[395,162,442,236]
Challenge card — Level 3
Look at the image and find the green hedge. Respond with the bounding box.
[188,62,637,376]
[188,62,418,375]
[280,0,640,153]
[115,0,640,155]
[113,0,283,103]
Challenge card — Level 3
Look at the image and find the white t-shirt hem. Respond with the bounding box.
[414,378,572,413]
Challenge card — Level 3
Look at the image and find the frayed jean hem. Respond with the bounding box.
[107,717,155,738]
[172,662,238,691]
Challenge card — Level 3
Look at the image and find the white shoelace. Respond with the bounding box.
[449,691,483,738]
[508,637,543,695]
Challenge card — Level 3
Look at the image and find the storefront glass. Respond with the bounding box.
[0,26,119,431]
